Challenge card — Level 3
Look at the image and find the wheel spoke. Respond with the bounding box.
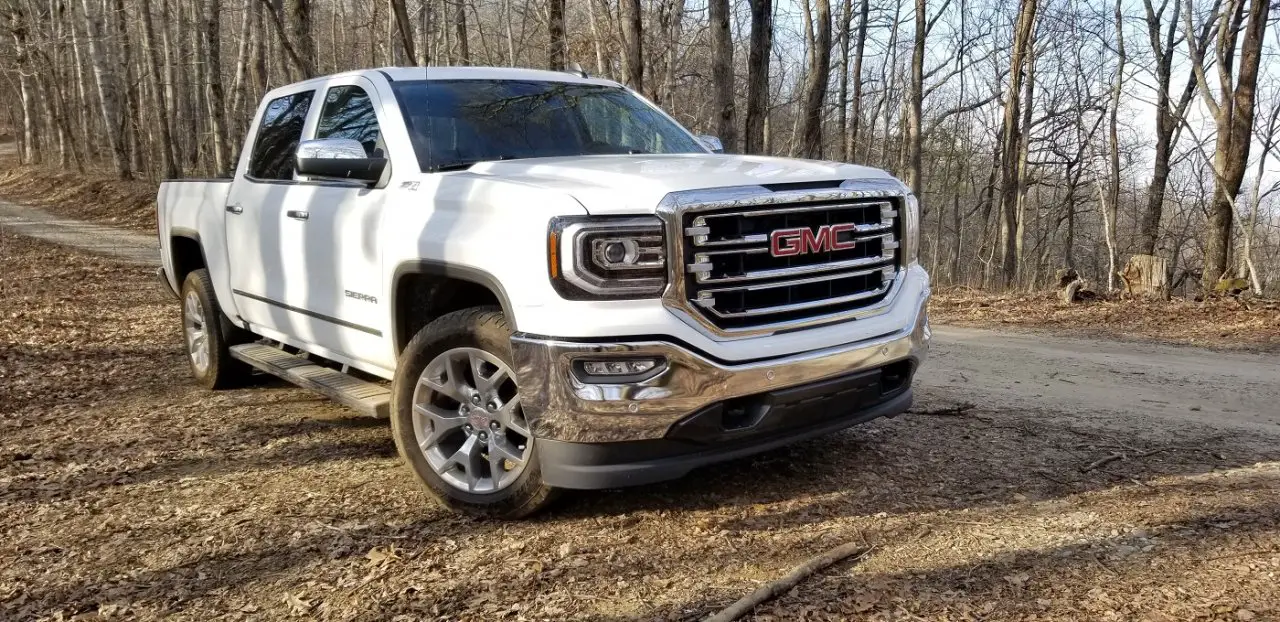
[414,403,467,449]
[441,435,486,491]
[448,354,475,394]
[497,397,530,437]
[471,355,510,394]
[489,434,526,465]
[420,358,468,403]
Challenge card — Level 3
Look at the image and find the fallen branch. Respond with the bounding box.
[703,543,873,622]
[1079,445,1202,473]
[1080,452,1125,472]
[908,403,975,417]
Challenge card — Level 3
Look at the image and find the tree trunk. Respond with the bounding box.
[141,0,179,178]
[111,0,143,175]
[744,0,772,154]
[390,0,416,63]
[1138,0,1204,256]
[846,0,869,161]
[657,0,686,107]
[904,0,925,196]
[453,0,468,63]
[79,0,130,179]
[8,8,40,164]
[1190,0,1270,290]
[797,0,831,159]
[709,0,736,151]
[586,0,606,74]
[997,0,1037,288]
[288,0,315,76]
[547,0,565,70]
[202,0,230,174]
[620,0,644,93]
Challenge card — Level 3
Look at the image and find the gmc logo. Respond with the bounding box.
[770,224,858,257]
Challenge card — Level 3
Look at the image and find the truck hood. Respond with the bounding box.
[458,154,899,215]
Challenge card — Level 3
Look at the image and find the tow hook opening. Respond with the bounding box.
[880,360,912,395]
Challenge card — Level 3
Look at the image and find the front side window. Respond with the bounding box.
[390,80,705,171]
[316,85,384,157]
[248,90,314,180]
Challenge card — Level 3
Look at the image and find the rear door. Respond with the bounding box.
[225,88,317,332]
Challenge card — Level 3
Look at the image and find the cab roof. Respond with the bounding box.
[299,66,623,89]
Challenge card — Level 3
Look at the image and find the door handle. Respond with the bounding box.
[226,204,243,214]
[286,210,310,221]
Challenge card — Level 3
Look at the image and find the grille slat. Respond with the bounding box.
[682,197,901,331]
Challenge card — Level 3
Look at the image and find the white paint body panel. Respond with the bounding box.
[157,67,926,381]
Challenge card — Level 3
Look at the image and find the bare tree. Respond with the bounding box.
[709,0,736,151]
[620,0,644,93]
[797,0,832,159]
[744,0,773,154]
[997,0,1037,287]
[1185,0,1271,289]
[547,0,566,70]
[1137,0,1208,257]
[391,0,417,63]
[140,0,178,178]
[78,0,129,179]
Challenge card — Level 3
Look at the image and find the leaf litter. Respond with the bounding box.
[1,231,1279,621]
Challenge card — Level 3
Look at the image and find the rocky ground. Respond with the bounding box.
[2,220,1279,621]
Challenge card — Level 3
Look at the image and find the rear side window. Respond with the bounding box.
[248,91,315,180]
[317,86,384,157]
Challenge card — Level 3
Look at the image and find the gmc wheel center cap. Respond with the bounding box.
[468,410,492,429]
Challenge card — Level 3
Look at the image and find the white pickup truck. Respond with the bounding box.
[157,67,930,518]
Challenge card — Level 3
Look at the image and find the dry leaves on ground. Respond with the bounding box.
[930,287,1280,352]
[2,219,1279,621]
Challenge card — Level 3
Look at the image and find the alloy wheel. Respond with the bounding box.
[411,347,533,493]
[183,289,210,374]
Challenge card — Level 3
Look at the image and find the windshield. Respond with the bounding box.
[390,80,706,171]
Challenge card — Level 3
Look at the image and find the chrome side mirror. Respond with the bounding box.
[295,138,387,183]
[696,135,725,154]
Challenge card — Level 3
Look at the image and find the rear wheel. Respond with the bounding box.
[180,269,252,389]
[390,307,556,518]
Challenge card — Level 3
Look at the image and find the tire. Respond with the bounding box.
[390,307,557,519]
[179,269,252,390]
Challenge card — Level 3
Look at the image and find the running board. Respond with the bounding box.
[230,343,390,418]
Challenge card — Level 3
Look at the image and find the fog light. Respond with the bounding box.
[582,358,659,376]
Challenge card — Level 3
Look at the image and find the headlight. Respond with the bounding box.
[548,217,667,299]
[902,194,920,265]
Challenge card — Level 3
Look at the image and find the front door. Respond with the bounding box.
[276,80,390,364]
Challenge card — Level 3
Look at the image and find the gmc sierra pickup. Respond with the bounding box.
[157,66,931,518]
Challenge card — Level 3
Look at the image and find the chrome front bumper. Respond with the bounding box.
[510,291,931,444]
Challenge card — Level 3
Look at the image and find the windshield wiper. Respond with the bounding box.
[431,155,520,172]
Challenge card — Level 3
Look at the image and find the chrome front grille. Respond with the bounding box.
[680,198,901,331]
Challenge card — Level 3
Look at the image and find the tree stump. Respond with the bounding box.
[1056,268,1096,303]
[1119,255,1169,299]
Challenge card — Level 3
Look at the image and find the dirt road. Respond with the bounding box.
[924,326,1280,433]
[0,200,157,265]
[2,205,1279,621]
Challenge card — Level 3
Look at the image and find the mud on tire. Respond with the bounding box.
[390,307,557,519]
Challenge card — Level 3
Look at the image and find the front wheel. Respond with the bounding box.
[390,307,557,518]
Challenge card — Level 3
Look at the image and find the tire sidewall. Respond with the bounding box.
[390,308,553,518]
[179,270,229,390]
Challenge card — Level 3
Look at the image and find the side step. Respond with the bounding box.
[230,343,390,418]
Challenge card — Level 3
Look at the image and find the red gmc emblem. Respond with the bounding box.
[770,223,857,257]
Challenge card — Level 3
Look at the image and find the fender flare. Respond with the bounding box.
[389,260,517,349]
